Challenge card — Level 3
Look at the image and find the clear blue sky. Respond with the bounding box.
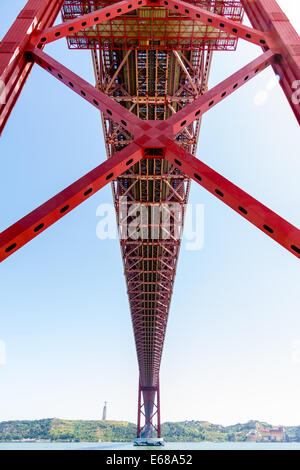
[0,1,299,426]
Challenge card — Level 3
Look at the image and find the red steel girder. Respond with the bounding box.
[60,0,244,52]
[37,0,149,45]
[0,51,299,260]
[157,0,272,47]
[1,0,299,135]
[0,143,143,262]
[0,0,65,136]
[156,0,300,124]
[163,139,300,258]
[1,102,299,260]
[0,1,299,265]
[241,0,300,124]
[30,48,142,135]
[137,377,161,438]
[165,49,277,135]
[1,0,299,443]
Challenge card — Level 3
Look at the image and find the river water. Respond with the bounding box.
[1,441,300,450]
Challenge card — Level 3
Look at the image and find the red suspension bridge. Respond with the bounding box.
[0,0,299,445]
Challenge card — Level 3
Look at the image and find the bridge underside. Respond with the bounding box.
[1,0,299,444]
[62,0,243,438]
[94,46,211,391]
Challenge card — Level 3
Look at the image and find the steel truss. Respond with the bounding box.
[0,0,299,438]
[61,0,244,52]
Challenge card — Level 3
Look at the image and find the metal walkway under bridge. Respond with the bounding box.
[0,0,299,445]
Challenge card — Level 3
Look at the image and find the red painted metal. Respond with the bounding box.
[38,0,149,45]
[137,377,142,436]
[0,0,65,136]
[61,0,244,51]
[137,378,161,438]
[0,143,143,262]
[165,49,277,134]
[241,0,300,124]
[0,0,299,440]
[157,0,271,47]
[157,377,161,438]
[30,48,142,134]
[163,139,300,258]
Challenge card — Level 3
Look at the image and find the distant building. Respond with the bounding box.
[260,427,285,442]
[247,423,285,442]
[102,401,107,421]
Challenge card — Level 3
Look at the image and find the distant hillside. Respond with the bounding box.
[0,419,299,442]
[0,419,136,442]
[162,420,299,442]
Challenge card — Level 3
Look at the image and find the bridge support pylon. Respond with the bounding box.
[134,377,164,446]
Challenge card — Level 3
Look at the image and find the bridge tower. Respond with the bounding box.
[0,0,299,446]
